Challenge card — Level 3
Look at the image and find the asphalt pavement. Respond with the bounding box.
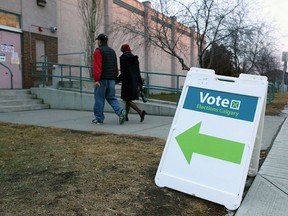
[0,109,287,215]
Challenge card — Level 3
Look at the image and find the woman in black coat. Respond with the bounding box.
[119,44,147,122]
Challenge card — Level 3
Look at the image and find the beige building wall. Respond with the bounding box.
[105,0,198,89]
[0,0,58,36]
[0,0,22,14]
[1,0,199,89]
[57,0,85,65]
[109,0,146,70]
[55,0,199,73]
[22,0,57,37]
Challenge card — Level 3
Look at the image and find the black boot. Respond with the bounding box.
[140,110,147,122]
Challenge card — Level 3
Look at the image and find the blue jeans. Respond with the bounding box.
[94,80,122,122]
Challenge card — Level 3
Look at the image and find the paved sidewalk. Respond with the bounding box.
[236,115,288,216]
[0,109,173,139]
[0,109,287,215]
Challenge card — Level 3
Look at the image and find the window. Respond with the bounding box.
[0,11,20,29]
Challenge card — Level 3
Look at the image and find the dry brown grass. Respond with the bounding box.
[0,123,227,216]
[265,91,288,116]
[0,91,287,215]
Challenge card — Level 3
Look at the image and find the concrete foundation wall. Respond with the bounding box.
[30,87,176,116]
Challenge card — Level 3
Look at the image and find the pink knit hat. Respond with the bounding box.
[121,44,131,53]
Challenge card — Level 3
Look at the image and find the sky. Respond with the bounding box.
[260,0,288,52]
[138,0,288,58]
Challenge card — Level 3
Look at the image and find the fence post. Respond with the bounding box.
[80,66,83,93]
[52,64,59,89]
[176,75,180,104]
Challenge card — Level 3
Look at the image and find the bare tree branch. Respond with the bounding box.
[112,1,191,71]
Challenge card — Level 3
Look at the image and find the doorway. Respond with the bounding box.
[0,30,22,89]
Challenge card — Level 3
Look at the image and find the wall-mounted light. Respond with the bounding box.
[37,0,47,7]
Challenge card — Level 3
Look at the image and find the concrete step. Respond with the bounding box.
[0,104,50,113]
[0,98,44,106]
[0,89,50,112]
[0,89,37,99]
[0,94,37,100]
[0,89,30,95]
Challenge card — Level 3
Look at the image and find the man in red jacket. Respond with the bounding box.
[92,33,126,125]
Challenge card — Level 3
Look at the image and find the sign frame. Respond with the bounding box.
[155,68,268,210]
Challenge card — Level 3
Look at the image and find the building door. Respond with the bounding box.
[0,30,22,89]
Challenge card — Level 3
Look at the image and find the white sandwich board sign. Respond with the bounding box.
[155,68,268,210]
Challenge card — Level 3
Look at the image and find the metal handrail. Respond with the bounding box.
[30,61,276,105]
[41,52,88,66]
[31,61,92,91]
[266,83,275,104]
[30,61,185,103]
[0,62,13,89]
[141,71,186,103]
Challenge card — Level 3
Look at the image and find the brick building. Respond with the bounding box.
[0,0,57,89]
[0,0,198,89]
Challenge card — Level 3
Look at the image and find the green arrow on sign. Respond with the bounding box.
[176,122,245,165]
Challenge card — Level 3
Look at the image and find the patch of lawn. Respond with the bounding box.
[265,91,288,116]
[148,93,179,103]
[0,123,227,216]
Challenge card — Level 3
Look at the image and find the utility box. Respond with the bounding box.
[155,68,267,210]
[282,52,288,62]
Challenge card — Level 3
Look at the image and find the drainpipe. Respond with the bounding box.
[104,0,113,34]
[171,16,177,88]
[143,1,152,97]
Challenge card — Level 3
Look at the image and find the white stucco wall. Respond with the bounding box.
[21,0,57,37]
